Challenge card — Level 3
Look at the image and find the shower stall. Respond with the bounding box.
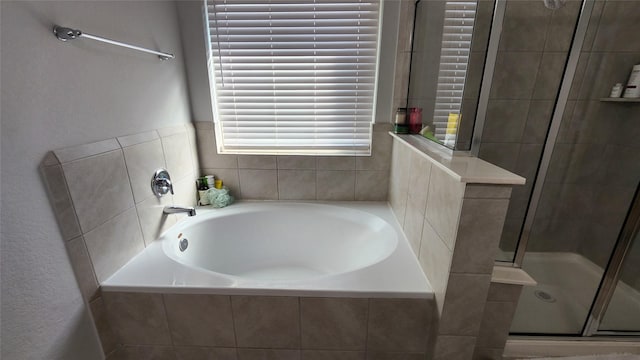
[407,0,640,340]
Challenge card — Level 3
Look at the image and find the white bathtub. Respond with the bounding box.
[102,202,432,298]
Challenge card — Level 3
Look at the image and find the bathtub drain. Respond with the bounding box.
[179,238,188,252]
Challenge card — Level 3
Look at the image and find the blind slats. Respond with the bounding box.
[432,1,477,146]
[206,0,379,155]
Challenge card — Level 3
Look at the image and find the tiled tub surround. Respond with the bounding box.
[102,293,433,360]
[194,121,393,202]
[40,123,200,355]
[388,134,527,359]
[99,201,435,358]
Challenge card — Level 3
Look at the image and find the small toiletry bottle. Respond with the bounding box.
[623,64,640,98]
[408,107,423,134]
[197,178,210,205]
[610,83,623,98]
[214,179,223,189]
[394,108,408,134]
[205,175,215,189]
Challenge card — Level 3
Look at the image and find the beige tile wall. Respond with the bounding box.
[387,137,514,360]
[473,282,524,360]
[40,123,200,357]
[195,121,392,201]
[102,293,434,360]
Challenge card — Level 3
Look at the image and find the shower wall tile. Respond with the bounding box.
[300,298,368,350]
[66,236,99,301]
[316,171,356,201]
[499,0,551,52]
[163,294,235,347]
[532,52,569,100]
[39,163,82,241]
[481,100,530,143]
[367,298,431,353]
[478,143,520,173]
[122,138,167,203]
[103,292,171,345]
[83,207,145,282]
[582,0,605,52]
[63,149,134,233]
[544,0,582,52]
[231,296,301,349]
[238,169,278,200]
[591,0,640,52]
[489,52,542,100]
[522,100,554,144]
[577,52,640,100]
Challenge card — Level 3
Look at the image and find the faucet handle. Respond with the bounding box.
[151,169,174,197]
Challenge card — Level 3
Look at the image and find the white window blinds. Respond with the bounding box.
[433,1,476,147]
[205,0,381,155]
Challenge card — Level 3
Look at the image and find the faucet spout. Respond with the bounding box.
[163,206,196,217]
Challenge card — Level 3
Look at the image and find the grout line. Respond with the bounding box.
[160,294,176,347]
[229,296,240,350]
[364,298,371,358]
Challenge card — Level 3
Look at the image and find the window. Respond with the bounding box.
[205,0,382,155]
[432,1,476,147]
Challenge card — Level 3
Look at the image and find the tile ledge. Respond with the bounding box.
[491,266,537,286]
[389,133,526,186]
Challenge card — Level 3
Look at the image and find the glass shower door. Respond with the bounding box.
[599,230,640,333]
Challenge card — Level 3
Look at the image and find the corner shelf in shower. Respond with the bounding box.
[599,98,640,103]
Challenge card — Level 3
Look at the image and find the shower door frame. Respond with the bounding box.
[471,0,640,337]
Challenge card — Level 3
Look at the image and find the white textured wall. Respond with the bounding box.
[0,1,191,359]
